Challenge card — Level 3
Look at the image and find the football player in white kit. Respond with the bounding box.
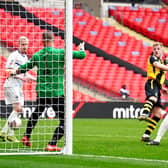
[0,36,36,142]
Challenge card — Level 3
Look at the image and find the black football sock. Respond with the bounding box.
[144,116,160,136]
[143,99,155,114]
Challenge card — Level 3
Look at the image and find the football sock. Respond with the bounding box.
[143,99,155,114]
[2,110,18,133]
[8,110,18,123]
[154,114,168,142]
[25,109,42,139]
[49,125,64,145]
[8,128,14,136]
[1,121,8,133]
[144,116,160,136]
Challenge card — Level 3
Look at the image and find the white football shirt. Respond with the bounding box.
[4,50,28,88]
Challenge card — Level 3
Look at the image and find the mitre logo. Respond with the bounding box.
[112,105,143,119]
[22,107,55,119]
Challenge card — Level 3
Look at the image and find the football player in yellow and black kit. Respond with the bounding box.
[138,43,168,142]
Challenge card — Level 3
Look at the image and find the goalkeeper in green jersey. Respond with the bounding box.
[10,31,86,151]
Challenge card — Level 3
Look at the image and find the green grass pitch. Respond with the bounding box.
[0,119,168,168]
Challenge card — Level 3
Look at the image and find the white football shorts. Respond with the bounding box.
[4,87,24,106]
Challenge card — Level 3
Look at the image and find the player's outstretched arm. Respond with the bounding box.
[153,62,168,71]
[18,56,36,74]
[23,72,37,82]
[6,55,36,78]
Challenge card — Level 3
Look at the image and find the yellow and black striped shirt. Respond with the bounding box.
[147,55,165,87]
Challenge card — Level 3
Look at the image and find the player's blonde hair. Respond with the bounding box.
[18,36,29,44]
[153,42,163,48]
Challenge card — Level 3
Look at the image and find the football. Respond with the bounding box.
[8,117,22,130]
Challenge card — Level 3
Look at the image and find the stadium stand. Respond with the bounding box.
[0,5,152,102]
[73,52,146,101]
[108,6,168,46]
[25,7,156,72]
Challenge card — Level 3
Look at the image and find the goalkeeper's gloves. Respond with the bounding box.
[79,42,85,51]
[5,69,17,78]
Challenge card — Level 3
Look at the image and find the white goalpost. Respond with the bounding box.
[64,0,73,155]
[0,0,73,155]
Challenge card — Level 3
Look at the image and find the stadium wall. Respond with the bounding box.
[1,101,167,119]
[74,102,144,119]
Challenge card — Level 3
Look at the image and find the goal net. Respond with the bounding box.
[0,0,72,155]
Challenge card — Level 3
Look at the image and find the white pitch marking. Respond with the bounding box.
[75,134,138,138]
[73,154,168,164]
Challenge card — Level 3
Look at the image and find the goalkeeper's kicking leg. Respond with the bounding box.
[46,97,64,151]
[46,117,64,151]
[22,98,45,147]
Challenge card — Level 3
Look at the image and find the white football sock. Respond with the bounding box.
[1,121,8,133]
[142,133,150,138]
[2,110,18,134]
[8,128,14,136]
[154,115,168,142]
[8,110,18,123]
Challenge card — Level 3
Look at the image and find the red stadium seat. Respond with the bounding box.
[109,6,168,46]
[0,8,148,102]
